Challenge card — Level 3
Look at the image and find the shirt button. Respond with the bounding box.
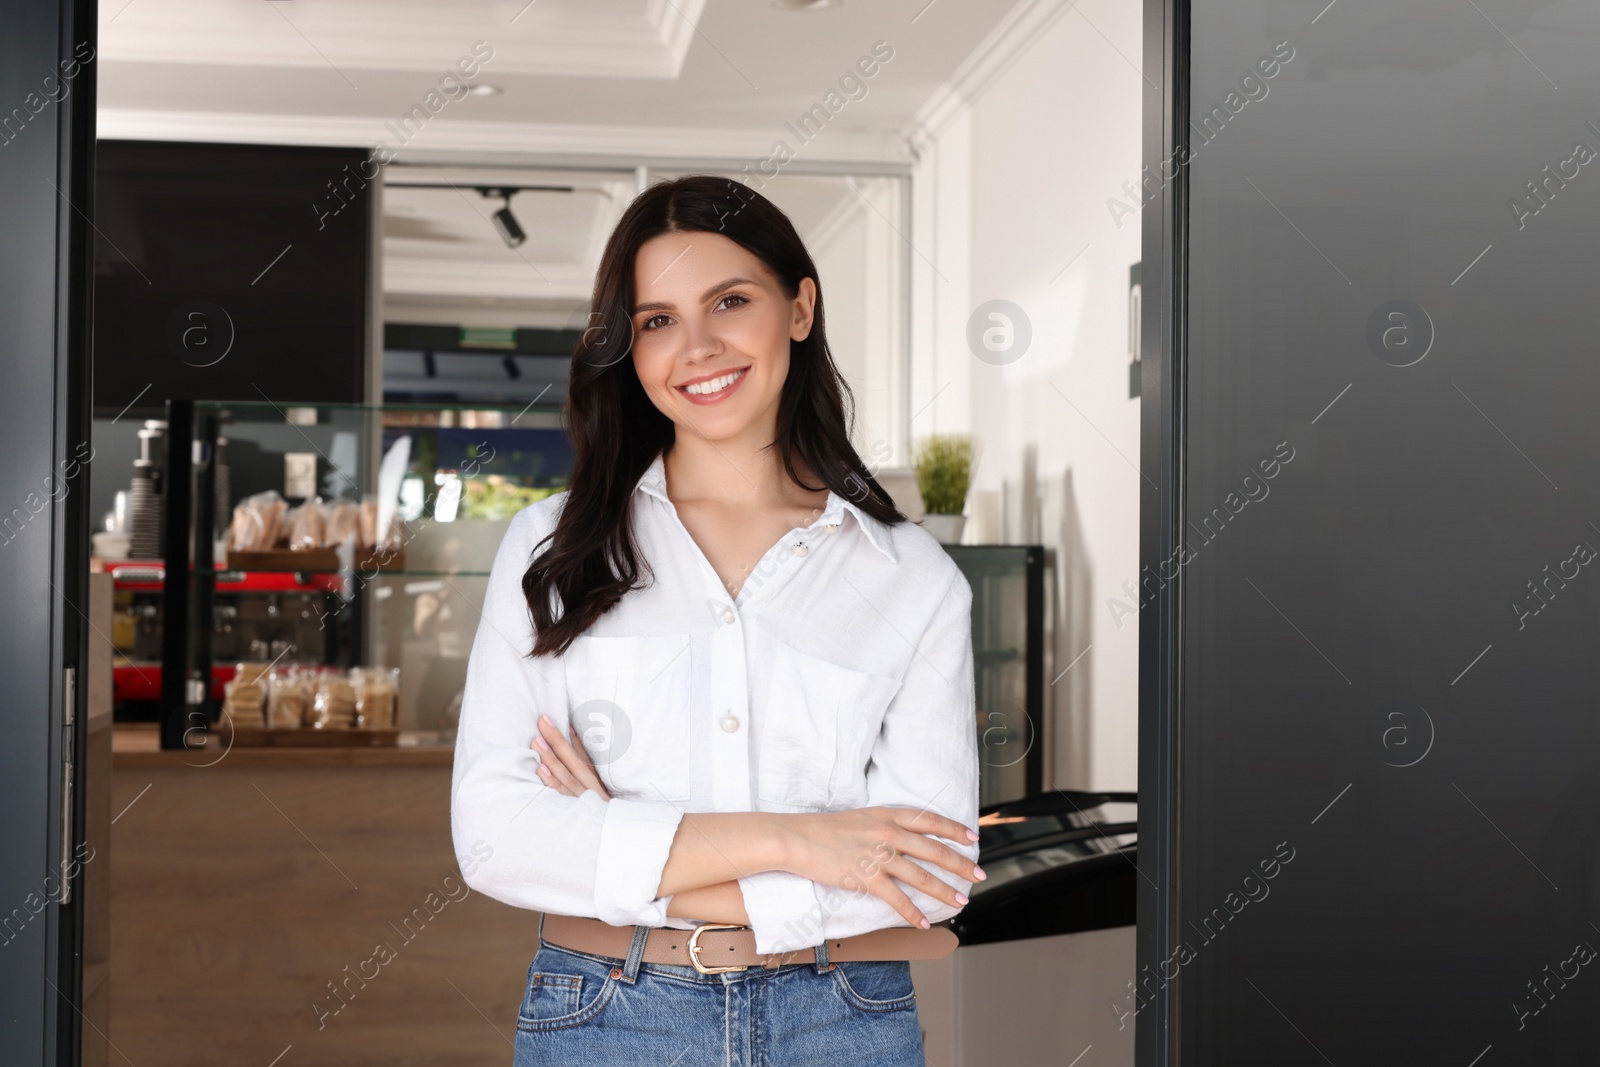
[720,713,741,733]
[791,542,808,556]
[721,608,735,624]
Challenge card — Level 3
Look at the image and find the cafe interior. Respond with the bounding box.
[80,1,1144,1063]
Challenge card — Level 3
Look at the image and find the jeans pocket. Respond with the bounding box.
[831,960,918,1013]
[516,946,619,1032]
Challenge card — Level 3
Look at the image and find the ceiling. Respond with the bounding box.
[102,0,707,80]
[378,164,899,321]
[97,0,1027,323]
[97,0,1020,164]
[381,165,633,316]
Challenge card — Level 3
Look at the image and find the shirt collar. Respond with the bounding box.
[634,449,898,564]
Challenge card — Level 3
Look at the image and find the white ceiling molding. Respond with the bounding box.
[903,0,1077,157]
[380,302,577,329]
[99,0,708,79]
[95,108,917,168]
[643,0,704,80]
[383,256,596,304]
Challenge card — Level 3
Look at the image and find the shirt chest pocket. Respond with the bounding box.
[563,633,694,805]
[758,643,903,810]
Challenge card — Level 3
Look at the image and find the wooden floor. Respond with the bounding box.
[110,759,539,1067]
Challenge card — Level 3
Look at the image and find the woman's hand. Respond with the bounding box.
[773,807,985,930]
[530,713,611,801]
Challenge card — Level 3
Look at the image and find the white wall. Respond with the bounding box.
[908,0,1143,791]
[805,175,908,461]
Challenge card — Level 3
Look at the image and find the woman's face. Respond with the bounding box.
[628,229,815,446]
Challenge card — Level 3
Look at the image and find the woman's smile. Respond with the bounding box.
[675,365,751,404]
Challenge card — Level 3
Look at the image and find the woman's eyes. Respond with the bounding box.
[638,293,749,332]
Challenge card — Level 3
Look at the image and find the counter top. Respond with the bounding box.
[111,723,456,768]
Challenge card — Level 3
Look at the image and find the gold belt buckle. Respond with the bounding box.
[687,923,750,974]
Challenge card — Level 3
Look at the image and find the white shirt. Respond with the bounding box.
[450,448,979,955]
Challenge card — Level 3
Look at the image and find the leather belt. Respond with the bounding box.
[541,913,959,975]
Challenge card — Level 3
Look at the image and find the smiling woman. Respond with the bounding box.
[449,176,982,1066]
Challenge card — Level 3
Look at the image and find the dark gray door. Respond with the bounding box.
[1141,0,1600,1063]
[0,0,97,1063]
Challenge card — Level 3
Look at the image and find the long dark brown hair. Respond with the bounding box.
[522,174,905,656]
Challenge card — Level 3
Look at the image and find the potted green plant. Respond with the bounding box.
[913,433,974,545]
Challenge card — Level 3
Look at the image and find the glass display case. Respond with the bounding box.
[152,398,570,749]
[943,545,1047,807]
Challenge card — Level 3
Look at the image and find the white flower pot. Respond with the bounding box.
[921,513,967,545]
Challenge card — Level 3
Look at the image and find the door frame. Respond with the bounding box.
[0,0,98,1063]
[9,0,1200,1062]
[1137,0,1187,1064]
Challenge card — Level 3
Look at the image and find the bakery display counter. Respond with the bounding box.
[119,397,571,750]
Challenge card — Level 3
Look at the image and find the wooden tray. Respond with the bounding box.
[353,547,406,573]
[226,548,339,572]
[224,547,407,573]
[225,725,400,747]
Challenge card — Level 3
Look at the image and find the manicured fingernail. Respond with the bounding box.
[537,764,550,776]
[919,918,930,929]
[540,713,552,725]
[966,828,980,842]
[535,736,551,751]
[973,865,987,880]
[955,892,969,905]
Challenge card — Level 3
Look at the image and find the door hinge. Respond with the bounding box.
[60,666,75,906]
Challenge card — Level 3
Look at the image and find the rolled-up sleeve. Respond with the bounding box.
[450,500,685,925]
[736,566,981,955]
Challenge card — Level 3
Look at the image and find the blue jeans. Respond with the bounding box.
[512,918,925,1066]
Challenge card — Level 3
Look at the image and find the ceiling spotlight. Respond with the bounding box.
[492,203,525,247]
[467,83,502,97]
[771,0,840,8]
[480,187,525,248]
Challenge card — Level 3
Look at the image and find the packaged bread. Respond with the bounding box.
[358,496,378,548]
[379,512,405,552]
[229,490,287,551]
[286,499,327,550]
[325,500,359,547]
[281,504,301,547]
[267,665,312,728]
[258,493,286,550]
[228,501,256,551]
[352,666,399,729]
[309,668,357,729]
[221,679,263,728]
[222,661,269,728]
[236,661,270,686]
